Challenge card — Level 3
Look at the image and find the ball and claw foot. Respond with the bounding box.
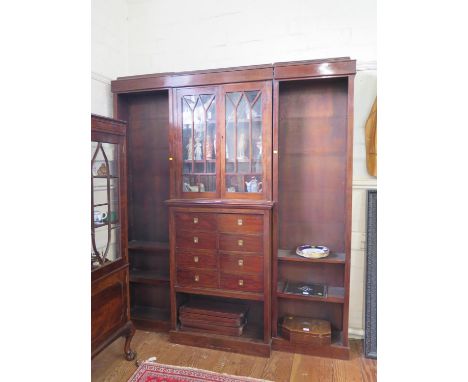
[125,349,136,361]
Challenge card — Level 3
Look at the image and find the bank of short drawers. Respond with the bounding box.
[175,211,264,293]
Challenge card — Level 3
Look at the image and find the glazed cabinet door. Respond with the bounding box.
[91,132,126,275]
[175,87,219,198]
[220,81,272,200]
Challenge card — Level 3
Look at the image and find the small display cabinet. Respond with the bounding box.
[91,114,135,361]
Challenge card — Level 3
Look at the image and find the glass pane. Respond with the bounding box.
[181,93,216,193]
[206,102,216,160]
[92,226,121,269]
[182,98,193,161]
[227,92,241,107]
[246,90,259,105]
[193,97,205,161]
[91,140,121,270]
[226,175,263,193]
[237,96,250,161]
[93,178,119,224]
[225,91,263,193]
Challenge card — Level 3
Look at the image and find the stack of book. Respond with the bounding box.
[179,300,248,336]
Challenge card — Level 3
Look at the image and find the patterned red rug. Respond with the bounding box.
[128,361,271,382]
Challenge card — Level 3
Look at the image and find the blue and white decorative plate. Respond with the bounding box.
[296,245,330,259]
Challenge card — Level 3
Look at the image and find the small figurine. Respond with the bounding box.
[205,134,213,159]
[245,176,262,193]
[186,137,193,160]
[194,137,203,160]
[97,163,108,176]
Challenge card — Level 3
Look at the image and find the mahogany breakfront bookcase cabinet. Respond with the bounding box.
[111,57,356,359]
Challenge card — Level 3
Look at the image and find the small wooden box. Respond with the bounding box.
[282,316,331,346]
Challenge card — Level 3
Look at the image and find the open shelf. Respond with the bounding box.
[272,329,349,359]
[129,270,169,285]
[277,281,344,304]
[278,249,345,264]
[128,241,169,253]
[175,286,263,301]
[170,323,269,357]
[131,305,171,331]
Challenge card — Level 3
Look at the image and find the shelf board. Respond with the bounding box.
[271,330,349,360]
[277,281,345,304]
[170,323,269,357]
[128,241,169,253]
[131,305,170,321]
[183,160,216,163]
[175,285,264,301]
[129,270,169,285]
[93,175,119,179]
[93,223,120,229]
[131,305,171,331]
[278,249,345,264]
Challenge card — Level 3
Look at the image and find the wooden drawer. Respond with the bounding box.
[176,230,217,250]
[175,212,217,232]
[220,273,263,293]
[219,253,263,274]
[176,249,217,269]
[218,214,263,234]
[177,269,218,289]
[219,233,263,253]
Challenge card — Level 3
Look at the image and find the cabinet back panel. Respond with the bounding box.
[126,91,169,242]
[278,79,348,252]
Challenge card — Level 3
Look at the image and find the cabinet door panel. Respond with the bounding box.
[176,87,219,198]
[221,82,272,200]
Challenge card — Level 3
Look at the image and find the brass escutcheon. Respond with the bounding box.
[238,259,244,266]
[193,217,198,224]
[238,279,244,286]
[238,239,243,246]
[237,218,243,226]
[194,275,199,282]
[194,256,199,263]
[193,236,198,243]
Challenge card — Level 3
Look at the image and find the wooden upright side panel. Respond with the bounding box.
[278,78,349,252]
[126,92,170,242]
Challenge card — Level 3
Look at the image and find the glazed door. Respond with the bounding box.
[91,137,123,269]
[175,87,220,198]
[221,81,272,200]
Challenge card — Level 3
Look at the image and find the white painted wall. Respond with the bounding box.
[91,0,377,337]
[91,0,128,117]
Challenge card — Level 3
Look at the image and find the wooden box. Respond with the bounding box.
[281,316,331,346]
[179,300,248,320]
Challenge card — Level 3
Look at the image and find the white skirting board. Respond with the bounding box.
[349,328,365,339]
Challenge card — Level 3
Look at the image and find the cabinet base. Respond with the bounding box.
[169,329,271,357]
[271,336,350,360]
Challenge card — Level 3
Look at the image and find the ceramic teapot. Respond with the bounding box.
[245,177,262,193]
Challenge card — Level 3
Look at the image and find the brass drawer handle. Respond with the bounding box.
[193,236,198,243]
[193,217,198,224]
[194,256,199,263]
[238,239,243,246]
[238,279,244,286]
[237,218,243,226]
[238,259,244,266]
[194,275,199,282]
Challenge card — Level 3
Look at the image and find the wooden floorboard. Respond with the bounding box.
[91,330,377,382]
